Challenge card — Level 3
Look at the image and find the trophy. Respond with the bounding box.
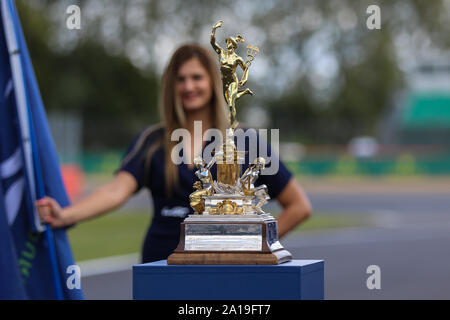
[167,21,292,265]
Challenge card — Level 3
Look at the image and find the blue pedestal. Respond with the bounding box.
[133,260,324,300]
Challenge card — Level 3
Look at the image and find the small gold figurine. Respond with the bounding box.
[211,20,257,129]
[189,157,215,214]
[239,157,270,213]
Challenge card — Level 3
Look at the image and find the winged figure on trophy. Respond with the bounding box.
[211,20,258,130]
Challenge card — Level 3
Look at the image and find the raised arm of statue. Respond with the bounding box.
[210,20,223,55]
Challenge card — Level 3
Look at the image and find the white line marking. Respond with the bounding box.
[78,253,139,278]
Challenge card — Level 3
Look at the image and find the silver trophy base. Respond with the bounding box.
[168,214,292,265]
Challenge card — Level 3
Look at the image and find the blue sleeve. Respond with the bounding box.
[117,133,146,192]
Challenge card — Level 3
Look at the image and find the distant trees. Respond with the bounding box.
[17,0,160,148]
[17,0,450,147]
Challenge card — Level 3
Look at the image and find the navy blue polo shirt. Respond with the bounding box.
[118,125,293,263]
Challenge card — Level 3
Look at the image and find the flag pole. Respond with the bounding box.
[1,0,64,300]
[29,117,64,301]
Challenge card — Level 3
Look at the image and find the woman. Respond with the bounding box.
[37,44,312,263]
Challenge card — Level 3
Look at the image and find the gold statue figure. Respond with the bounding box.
[210,20,257,129]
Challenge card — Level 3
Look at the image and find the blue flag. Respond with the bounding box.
[0,0,83,299]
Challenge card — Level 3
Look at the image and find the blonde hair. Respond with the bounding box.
[159,43,228,194]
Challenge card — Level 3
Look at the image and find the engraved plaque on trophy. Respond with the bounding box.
[167,21,292,265]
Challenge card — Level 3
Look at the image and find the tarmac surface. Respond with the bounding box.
[80,177,450,300]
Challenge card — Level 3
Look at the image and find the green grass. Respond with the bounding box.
[292,213,368,233]
[67,209,151,262]
[67,210,369,262]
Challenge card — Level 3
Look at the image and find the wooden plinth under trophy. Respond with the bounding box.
[167,214,292,265]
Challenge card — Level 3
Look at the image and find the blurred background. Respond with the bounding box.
[17,0,450,299]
